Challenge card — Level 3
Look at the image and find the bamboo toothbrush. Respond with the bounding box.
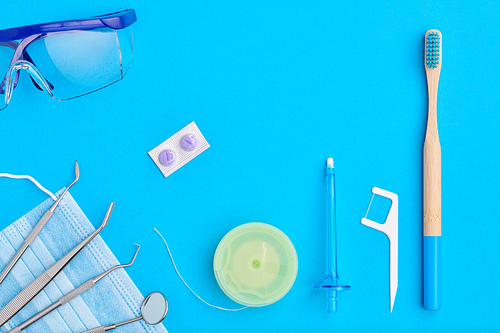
[423,29,442,311]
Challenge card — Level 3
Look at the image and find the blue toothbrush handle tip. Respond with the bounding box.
[423,236,441,310]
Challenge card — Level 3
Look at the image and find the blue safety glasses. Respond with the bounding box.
[0,9,136,110]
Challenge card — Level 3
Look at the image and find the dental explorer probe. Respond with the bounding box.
[8,244,140,333]
[0,202,114,328]
[0,161,79,286]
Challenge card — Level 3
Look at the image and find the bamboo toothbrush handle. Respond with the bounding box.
[424,132,441,236]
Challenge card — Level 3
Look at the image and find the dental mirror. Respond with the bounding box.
[142,292,169,325]
[81,292,168,332]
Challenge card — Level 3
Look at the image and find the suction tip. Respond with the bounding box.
[327,158,334,168]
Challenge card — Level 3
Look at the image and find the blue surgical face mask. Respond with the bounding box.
[0,189,168,333]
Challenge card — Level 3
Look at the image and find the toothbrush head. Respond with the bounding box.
[425,30,441,69]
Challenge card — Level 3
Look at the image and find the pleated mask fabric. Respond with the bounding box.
[0,190,168,333]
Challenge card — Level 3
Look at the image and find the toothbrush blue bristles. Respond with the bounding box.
[426,31,440,68]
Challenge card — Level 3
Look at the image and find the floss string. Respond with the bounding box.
[154,228,247,311]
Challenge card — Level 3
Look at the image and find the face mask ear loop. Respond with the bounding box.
[0,173,56,201]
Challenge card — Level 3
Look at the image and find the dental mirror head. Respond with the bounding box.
[81,291,169,332]
[141,292,169,325]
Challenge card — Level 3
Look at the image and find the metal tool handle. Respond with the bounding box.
[82,326,108,333]
[7,243,139,333]
[0,210,53,286]
[58,280,95,305]
[0,202,113,328]
[44,202,113,279]
[4,281,94,333]
[0,243,29,286]
[0,161,79,286]
[0,272,51,327]
[6,281,93,333]
[81,317,142,333]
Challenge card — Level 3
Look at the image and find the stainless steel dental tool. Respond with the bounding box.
[8,243,140,333]
[0,161,80,286]
[81,292,168,333]
[0,202,114,327]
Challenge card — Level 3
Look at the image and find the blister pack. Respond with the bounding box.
[148,121,210,178]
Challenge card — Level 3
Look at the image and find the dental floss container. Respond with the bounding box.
[213,223,298,307]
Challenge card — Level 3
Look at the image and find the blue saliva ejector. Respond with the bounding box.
[314,158,350,313]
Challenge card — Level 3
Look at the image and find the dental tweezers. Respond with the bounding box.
[0,202,114,327]
[8,244,140,333]
[0,161,79,286]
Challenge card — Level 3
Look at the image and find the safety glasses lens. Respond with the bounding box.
[25,27,133,100]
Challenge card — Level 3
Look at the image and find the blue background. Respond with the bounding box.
[1,0,499,332]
